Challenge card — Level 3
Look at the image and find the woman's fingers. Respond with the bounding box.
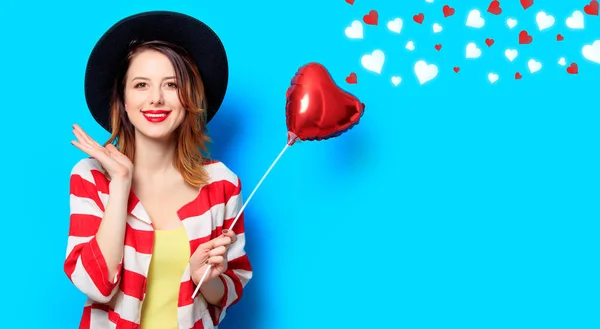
[72,125,94,146]
[207,255,224,265]
[72,134,112,165]
[71,140,92,156]
[211,236,232,249]
[221,229,237,244]
[73,124,101,148]
[208,246,227,257]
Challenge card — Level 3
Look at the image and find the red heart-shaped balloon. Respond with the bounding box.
[285,63,365,145]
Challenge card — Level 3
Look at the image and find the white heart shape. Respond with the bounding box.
[504,49,518,62]
[405,41,415,51]
[466,10,485,28]
[414,60,438,85]
[345,20,363,39]
[387,18,403,33]
[391,76,402,86]
[425,0,433,2]
[528,59,542,73]
[488,73,498,84]
[361,50,385,74]
[466,42,481,59]
[536,11,555,31]
[506,18,517,29]
[558,57,566,66]
[433,23,442,33]
[566,10,584,29]
[582,40,600,63]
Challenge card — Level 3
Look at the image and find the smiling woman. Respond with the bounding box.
[64,11,252,329]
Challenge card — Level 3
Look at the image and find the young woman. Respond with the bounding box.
[64,11,252,329]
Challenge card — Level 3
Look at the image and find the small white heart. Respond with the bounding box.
[414,60,438,85]
[387,18,403,33]
[528,59,542,73]
[558,57,566,66]
[488,73,499,83]
[506,18,517,29]
[566,10,584,29]
[361,49,385,74]
[466,42,481,59]
[536,11,555,31]
[344,20,363,39]
[405,41,415,51]
[391,76,402,86]
[466,10,485,28]
[505,49,518,62]
[582,40,600,64]
[433,23,442,33]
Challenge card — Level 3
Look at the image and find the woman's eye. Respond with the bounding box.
[134,82,146,88]
[166,82,178,88]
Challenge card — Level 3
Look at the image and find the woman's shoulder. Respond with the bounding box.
[202,159,240,186]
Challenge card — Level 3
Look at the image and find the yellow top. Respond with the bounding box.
[140,226,190,329]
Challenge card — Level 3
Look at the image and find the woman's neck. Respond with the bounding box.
[132,133,177,179]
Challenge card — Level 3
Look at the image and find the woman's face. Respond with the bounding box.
[123,49,186,141]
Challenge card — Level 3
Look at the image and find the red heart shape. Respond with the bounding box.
[363,10,378,25]
[443,5,455,17]
[584,0,599,15]
[515,72,522,79]
[485,38,494,47]
[519,30,533,44]
[413,13,425,24]
[286,63,365,144]
[435,44,442,51]
[556,34,564,41]
[487,0,502,15]
[566,63,579,74]
[520,0,533,10]
[453,67,460,73]
[345,72,357,84]
[345,0,355,4]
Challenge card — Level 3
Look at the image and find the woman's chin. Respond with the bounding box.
[135,125,178,142]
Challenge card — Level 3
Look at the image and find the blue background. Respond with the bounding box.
[1,0,599,328]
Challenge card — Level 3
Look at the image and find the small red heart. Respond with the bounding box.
[584,0,599,15]
[515,72,522,79]
[345,72,357,84]
[487,0,502,15]
[443,5,455,17]
[556,34,564,41]
[519,30,533,44]
[520,0,533,10]
[485,38,494,47]
[363,10,378,25]
[435,44,442,51]
[453,67,460,73]
[566,63,578,74]
[345,0,355,4]
[413,13,425,24]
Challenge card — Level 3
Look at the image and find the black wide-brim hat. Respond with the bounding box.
[84,10,228,132]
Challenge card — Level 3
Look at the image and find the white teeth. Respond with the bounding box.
[144,113,167,117]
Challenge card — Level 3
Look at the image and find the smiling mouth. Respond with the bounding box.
[141,110,171,122]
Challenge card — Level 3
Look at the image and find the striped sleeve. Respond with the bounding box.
[63,159,123,304]
[207,176,253,326]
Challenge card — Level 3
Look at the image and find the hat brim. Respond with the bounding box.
[84,10,228,132]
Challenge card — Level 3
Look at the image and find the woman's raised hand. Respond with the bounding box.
[71,124,134,182]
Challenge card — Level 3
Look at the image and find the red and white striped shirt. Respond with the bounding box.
[64,157,253,329]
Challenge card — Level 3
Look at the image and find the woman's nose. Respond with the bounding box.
[149,87,164,105]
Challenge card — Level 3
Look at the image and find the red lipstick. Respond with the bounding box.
[141,110,171,123]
